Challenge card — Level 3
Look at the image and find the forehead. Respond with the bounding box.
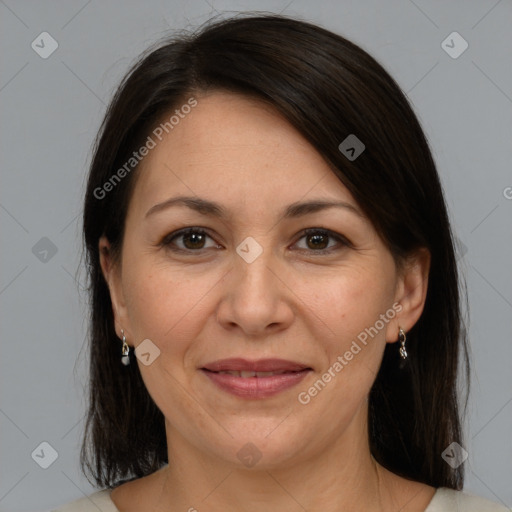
[129,91,356,218]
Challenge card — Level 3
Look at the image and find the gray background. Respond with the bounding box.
[1,1,511,511]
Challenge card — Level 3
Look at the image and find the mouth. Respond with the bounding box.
[204,369,304,378]
[200,358,312,398]
[201,357,311,373]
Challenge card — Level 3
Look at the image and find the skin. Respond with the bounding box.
[100,91,433,512]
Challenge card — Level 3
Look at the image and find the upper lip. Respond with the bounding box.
[201,358,311,372]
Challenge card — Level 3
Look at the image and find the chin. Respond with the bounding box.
[206,425,313,470]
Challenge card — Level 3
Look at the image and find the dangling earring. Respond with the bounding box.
[398,326,407,360]
[120,329,130,366]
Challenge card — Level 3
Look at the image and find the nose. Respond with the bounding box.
[215,244,294,337]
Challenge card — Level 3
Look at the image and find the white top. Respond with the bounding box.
[52,487,511,511]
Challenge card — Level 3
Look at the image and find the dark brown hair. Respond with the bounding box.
[80,13,470,490]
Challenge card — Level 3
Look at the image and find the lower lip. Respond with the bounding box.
[200,369,311,399]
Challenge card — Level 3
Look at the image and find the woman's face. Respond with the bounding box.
[101,91,427,469]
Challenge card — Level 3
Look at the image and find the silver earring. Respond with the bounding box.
[398,327,407,360]
[120,329,130,366]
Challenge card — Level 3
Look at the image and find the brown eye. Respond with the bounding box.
[162,228,218,252]
[182,231,207,249]
[305,232,329,250]
[161,227,350,255]
[294,228,350,254]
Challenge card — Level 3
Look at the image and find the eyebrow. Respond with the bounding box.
[144,195,364,221]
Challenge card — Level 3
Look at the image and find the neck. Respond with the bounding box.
[155,408,393,512]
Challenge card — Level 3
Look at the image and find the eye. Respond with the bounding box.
[293,228,350,254]
[161,228,219,252]
[160,227,351,255]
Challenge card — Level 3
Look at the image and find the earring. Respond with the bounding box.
[398,327,407,360]
[120,329,130,366]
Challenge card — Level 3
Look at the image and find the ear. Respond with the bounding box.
[385,247,431,343]
[98,235,132,345]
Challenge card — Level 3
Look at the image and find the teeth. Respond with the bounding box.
[216,370,293,377]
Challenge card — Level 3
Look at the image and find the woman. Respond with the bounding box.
[54,14,509,512]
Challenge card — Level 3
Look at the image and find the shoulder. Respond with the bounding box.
[426,487,510,512]
[51,489,118,512]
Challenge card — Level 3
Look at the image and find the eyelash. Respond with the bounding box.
[160,227,352,255]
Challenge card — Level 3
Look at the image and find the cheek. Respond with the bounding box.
[306,266,393,345]
[283,266,396,448]
[298,264,395,397]
[122,257,220,350]
[121,261,213,406]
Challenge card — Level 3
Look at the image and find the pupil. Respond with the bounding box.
[308,233,328,250]
[184,232,205,249]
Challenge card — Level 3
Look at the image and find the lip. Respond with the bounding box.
[200,358,312,399]
[200,368,311,398]
[201,358,311,372]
